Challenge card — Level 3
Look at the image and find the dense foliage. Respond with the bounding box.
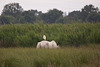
[1,3,23,17]
[0,23,100,47]
[0,3,100,24]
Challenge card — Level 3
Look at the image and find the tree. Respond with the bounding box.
[86,12,100,22]
[1,3,23,17]
[41,9,63,23]
[55,16,64,23]
[80,4,99,21]
[82,4,99,13]
[0,15,16,24]
[21,10,40,23]
[68,11,81,21]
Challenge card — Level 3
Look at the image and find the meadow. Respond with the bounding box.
[0,46,100,67]
[0,23,100,47]
[0,23,100,67]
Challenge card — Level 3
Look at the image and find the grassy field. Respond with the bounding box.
[0,45,100,67]
[0,23,100,67]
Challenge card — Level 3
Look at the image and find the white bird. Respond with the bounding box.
[43,35,46,40]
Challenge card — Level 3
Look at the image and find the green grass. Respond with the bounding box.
[0,46,100,67]
[0,23,100,47]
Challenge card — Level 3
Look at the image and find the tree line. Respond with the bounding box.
[0,3,100,24]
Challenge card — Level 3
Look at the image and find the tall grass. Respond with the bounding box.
[0,23,100,47]
[0,46,100,67]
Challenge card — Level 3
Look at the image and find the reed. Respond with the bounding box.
[0,23,100,47]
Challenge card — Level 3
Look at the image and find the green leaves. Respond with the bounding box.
[2,3,23,17]
[40,9,63,23]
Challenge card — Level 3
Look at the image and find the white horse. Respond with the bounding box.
[36,40,59,48]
